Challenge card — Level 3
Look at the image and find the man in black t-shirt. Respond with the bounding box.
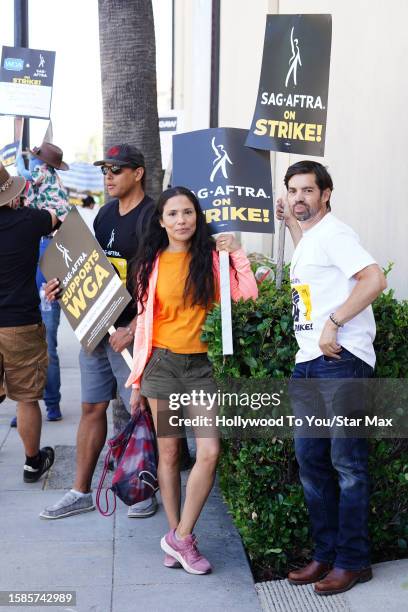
[0,163,58,483]
[41,144,157,520]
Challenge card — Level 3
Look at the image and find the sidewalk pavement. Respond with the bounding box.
[0,315,260,612]
[256,558,408,612]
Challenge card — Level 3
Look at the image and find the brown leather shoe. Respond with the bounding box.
[288,560,331,585]
[314,566,373,595]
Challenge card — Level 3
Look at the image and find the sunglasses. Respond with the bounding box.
[101,165,125,176]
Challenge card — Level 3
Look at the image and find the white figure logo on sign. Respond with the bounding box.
[285,27,302,87]
[210,137,233,183]
[56,242,73,268]
[38,54,45,69]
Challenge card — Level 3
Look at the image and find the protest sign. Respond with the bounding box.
[159,110,183,170]
[0,46,56,119]
[173,127,274,234]
[0,141,19,168]
[246,14,332,156]
[40,207,131,353]
[173,127,273,355]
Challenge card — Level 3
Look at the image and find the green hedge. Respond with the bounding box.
[202,265,408,578]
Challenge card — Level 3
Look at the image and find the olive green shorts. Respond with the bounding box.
[141,348,217,399]
[141,348,219,438]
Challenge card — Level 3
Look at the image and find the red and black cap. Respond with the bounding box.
[93,144,145,168]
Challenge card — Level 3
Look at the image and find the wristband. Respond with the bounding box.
[131,383,139,390]
[329,313,344,328]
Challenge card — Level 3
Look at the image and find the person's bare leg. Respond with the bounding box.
[177,436,220,538]
[73,401,109,493]
[17,400,42,456]
[149,398,181,529]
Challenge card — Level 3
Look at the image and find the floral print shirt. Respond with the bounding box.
[24,163,70,221]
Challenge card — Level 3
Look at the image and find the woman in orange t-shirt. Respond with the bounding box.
[128,186,257,575]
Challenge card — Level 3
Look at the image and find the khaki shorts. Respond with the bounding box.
[0,323,48,401]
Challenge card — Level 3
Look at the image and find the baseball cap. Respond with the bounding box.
[93,144,145,168]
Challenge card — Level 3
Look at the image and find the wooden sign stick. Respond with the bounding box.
[219,249,233,355]
[108,325,133,369]
[275,220,286,290]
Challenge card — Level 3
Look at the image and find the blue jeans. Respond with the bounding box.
[37,236,61,411]
[41,302,61,410]
[292,348,374,570]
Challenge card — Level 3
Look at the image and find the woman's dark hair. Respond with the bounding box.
[132,186,216,312]
[284,160,333,210]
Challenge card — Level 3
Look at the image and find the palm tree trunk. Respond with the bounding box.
[98,0,162,200]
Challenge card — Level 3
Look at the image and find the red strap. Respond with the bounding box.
[96,448,117,517]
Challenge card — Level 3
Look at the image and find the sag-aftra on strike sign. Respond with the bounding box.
[246,14,332,156]
[173,128,274,235]
[40,207,131,352]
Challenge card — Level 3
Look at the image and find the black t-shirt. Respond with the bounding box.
[0,207,53,327]
[93,196,154,325]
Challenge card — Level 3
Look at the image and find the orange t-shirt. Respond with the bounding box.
[152,251,208,353]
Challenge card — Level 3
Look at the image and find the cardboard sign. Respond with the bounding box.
[40,207,131,352]
[0,46,56,119]
[246,14,332,156]
[173,127,274,234]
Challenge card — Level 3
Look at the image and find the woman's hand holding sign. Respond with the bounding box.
[215,233,240,253]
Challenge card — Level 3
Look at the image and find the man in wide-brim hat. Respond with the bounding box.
[17,140,70,221]
[0,162,58,483]
[29,141,69,171]
[0,161,25,206]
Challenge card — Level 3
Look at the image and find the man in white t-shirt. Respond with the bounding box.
[276,160,386,596]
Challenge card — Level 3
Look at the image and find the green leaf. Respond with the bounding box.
[265,548,283,554]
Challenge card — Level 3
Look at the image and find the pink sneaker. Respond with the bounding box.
[161,529,212,575]
[164,553,181,568]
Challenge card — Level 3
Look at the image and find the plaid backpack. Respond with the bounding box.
[96,409,158,516]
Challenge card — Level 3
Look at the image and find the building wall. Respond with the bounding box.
[174,0,212,130]
[174,0,408,298]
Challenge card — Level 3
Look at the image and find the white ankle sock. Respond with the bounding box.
[70,489,88,497]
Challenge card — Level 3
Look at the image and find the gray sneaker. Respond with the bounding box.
[39,490,95,520]
[128,494,158,518]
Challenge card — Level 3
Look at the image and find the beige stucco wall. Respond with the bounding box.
[175,0,408,298]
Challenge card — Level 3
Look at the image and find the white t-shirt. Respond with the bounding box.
[290,213,377,368]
